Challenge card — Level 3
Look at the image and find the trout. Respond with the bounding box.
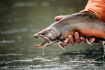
[34,11,105,48]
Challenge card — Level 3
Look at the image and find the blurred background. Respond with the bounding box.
[0,0,104,70]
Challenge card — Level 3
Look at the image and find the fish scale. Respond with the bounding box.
[34,11,105,49]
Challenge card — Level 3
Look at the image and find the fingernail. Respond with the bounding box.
[68,35,74,45]
[80,37,85,41]
[64,38,68,43]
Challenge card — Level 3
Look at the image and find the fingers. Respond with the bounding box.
[63,32,96,46]
[65,32,81,45]
[80,37,85,42]
[68,35,75,45]
[74,32,81,43]
[55,15,63,21]
[65,35,74,45]
[66,32,82,45]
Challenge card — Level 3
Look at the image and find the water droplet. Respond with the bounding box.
[42,48,45,55]
[42,52,45,55]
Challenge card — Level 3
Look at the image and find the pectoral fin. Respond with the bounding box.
[86,38,93,45]
[58,41,67,50]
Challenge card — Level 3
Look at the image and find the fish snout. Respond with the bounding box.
[34,33,42,38]
[34,33,39,38]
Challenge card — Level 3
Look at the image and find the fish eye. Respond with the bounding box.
[48,29,51,32]
[40,32,45,35]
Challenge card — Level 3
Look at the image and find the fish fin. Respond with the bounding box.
[58,42,66,50]
[86,38,92,45]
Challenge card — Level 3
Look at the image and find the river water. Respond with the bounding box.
[0,0,105,70]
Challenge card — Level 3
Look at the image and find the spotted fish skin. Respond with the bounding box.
[34,11,105,48]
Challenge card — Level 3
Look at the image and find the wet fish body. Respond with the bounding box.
[34,11,105,48]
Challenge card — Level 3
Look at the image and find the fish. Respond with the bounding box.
[34,11,105,49]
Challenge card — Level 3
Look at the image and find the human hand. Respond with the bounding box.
[55,15,96,48]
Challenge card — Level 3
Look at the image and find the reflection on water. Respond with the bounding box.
[0,0,105,70]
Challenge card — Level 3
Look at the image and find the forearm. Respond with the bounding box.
[83,0,105,22]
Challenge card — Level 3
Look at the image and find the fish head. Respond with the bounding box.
[34,26,61,48]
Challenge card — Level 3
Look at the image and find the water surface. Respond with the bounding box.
[0,0,105,70]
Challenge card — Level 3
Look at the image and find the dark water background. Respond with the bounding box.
[0,0,105,70]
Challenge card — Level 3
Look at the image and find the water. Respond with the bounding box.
[0,53,105,70]
[0,0,105,70]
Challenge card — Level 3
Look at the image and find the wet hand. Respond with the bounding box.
[64,32,96,45]
[55,15,63,21]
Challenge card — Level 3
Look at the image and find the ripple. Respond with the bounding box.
[0,56,104,70]
[0,53,22,56]
[0,28,28,35]
[13,2,34,7]
[33,57,54,62]
[0,40,16,44]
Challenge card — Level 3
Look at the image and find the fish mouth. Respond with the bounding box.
[34,34,51,48]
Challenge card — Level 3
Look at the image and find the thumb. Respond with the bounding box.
[55,15,63,21]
